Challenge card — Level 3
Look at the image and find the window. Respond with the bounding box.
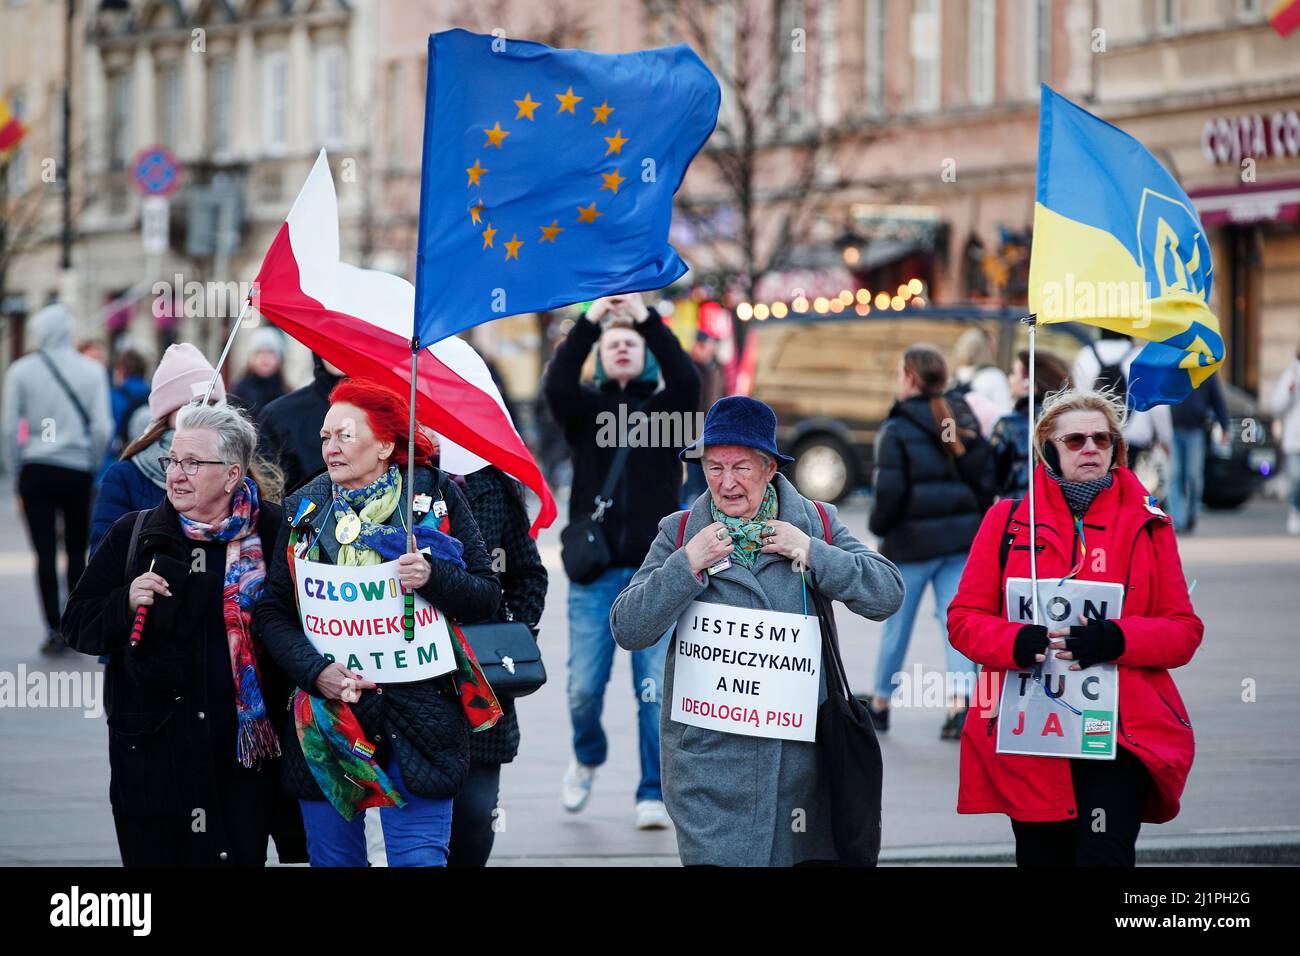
[864,0,886,116]
[157,65,180,148]
[314,45,345,147]
[6,94,26,194]
[208,58,232,158]
[108,72,131,170]
[716,1,736,126]
[385,60,405,159]
[1025,0,1051,95]
[776,0,807,129]
[262,51,288,154]
[911,0,940,113]
[968,0,995,106]
[817,0,839,125]
[1155,0,1178,34]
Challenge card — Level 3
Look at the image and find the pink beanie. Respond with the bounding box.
[149,343,225,420]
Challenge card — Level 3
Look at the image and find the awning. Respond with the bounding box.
[1188,179,1300,228]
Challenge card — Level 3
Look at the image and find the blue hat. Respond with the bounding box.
[679,395,794,464]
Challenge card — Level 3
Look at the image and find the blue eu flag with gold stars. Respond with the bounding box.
[412,29,720,346]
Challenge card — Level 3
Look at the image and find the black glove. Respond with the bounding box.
[1013,624,1050,668]
[1061,618,1126,669]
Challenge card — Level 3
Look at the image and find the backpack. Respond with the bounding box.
[1090,342,1138,407]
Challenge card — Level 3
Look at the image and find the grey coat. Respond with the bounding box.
[610,473,904,866]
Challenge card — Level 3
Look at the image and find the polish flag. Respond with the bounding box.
[252,150,556,535]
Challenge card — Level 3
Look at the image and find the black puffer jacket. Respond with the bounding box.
[869,393,996,563]
[256,465,501,800]
[62,495,306,866]
[989,396,1033,499]
[256,356,343,495]
[543,312,700,570]
[459,467,548,765]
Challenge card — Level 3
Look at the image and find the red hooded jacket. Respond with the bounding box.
[947,464,1202,824]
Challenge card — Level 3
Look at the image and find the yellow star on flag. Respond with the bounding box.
[504,234,523,261]
[591,100,614,124]
[482,223,497,249]
[1180,335,1217,389]
[576,202,602,223]
[539,220,564,242]
[483,121,510,148]
[604,130,628,156]
[514,92,540,121]
[466,159,488,186]
[600,168,626,195]
[555,87,583,114]
[469,203,484,225]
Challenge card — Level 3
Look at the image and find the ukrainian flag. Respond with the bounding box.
[1028,86,1224,411]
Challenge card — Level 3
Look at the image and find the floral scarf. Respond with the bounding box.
[710,482,778,568]
[333,465,466,567]
[178,478,281,768]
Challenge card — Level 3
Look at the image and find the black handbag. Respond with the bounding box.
[807,503,884,867]
[459,621,547,698]
[560,416,640,584]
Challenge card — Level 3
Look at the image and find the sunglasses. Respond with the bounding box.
[1052,431,1115,452]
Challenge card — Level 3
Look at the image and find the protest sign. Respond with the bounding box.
[294,557,455,683]
[996,577,1122,759]
[671,600,821,742]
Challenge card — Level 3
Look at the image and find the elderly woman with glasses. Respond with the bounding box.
[64,402,303,866]
[610,396,904,866]
[947,387,1204,867]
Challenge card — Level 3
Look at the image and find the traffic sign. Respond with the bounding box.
[131,145,182,197]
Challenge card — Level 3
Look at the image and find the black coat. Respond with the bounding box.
[256,466,501,801]
[869,394,996,563]
[990,396,1032,499]
[458,467,548,764]
[62,495,306,867]
[543,312,700,570]
[256,358,343,494]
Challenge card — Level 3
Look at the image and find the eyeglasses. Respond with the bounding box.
[159,456,227,476]
[1053,432,1115,452]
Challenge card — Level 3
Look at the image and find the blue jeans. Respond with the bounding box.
[874,553,975,701]
[1167,427,1206,531]
[1286,453,1300,511]
[298,757,453,867]
[567,565,668,802]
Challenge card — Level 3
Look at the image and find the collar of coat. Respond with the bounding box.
[679,472,824,601]
[1008,463,1168,557]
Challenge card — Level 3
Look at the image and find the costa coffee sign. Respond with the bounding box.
[1202,111,1300,165]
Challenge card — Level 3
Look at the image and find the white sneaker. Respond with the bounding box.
[635,799,671,830]
[561,758,596,813]
[1288,509,1300,536]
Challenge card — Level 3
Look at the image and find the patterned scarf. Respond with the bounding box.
[710,482,778,568]
[1047,466,1115,518]
[293,692,405,821]
[178,478,281,768]
[334,465,466,567]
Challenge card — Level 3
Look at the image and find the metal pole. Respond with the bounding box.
[403,342,419,641]
[60,0,74,270]
[201,295,252,404]
[1026,314,1040,627]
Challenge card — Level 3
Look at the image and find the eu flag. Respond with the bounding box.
[1028,85,1225,411]
[413,29,720,346]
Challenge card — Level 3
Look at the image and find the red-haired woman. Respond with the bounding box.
[256,379,501,866]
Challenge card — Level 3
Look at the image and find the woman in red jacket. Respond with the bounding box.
[947,387,1202,866]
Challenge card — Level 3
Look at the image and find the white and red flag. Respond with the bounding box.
[252,150,556,535]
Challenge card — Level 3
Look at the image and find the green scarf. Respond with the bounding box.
[710,482,778,568]
[334,469,403,567]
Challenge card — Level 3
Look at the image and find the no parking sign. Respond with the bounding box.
[131,146,182,197]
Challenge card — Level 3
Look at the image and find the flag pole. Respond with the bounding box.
[1025,313,1040,629]
[403,338,419,642]
[202,293,254,404]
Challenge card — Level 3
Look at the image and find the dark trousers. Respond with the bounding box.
[1011,747,1152,867]
[18,463,93,633]
[447,760,503,867]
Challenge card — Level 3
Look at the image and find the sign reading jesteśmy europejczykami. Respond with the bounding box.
[671,601,821,742]
[997,578,1122,760]
[295,557,455,683]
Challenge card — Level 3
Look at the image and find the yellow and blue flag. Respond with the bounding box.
[1028,86,1224,411]
[413,29,720,345]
